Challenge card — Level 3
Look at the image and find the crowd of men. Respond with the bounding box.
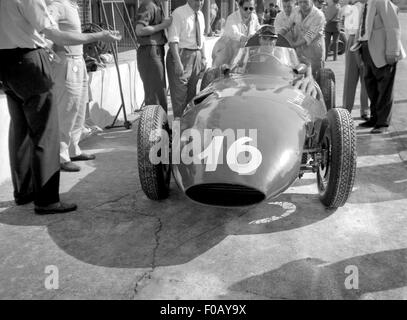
[0,0,404,215]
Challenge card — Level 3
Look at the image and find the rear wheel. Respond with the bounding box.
[317,108,356,208]
[137,105,171,200]
[338,31,347,55]
[317,68,335,110]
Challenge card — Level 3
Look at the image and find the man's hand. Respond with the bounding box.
[161,17,173,29]
[99,30,122,43]
[201,57,207,72]
[239,35,248,47]
[292,75,318,98]
[386,54,399,65]
[175,60,184,76]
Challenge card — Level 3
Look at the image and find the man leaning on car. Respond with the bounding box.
[280,0,326,79]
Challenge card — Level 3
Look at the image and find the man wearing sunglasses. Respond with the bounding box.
[211,0,260,67]
[223,0,260,47]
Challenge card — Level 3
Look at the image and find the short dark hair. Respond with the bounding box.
[238,0,254,7]
[333,0,339,3]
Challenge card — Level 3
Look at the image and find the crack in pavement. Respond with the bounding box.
[130,207,254,298]
[131,200,163,297]
[89,193,131,210]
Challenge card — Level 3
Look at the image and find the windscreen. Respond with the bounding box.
[230,46,299,76]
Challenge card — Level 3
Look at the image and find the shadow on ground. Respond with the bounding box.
[221,248,407,299]
[0,120,406,269]
[0,126,337,269]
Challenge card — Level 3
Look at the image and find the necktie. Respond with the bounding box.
[195,12,201,48]
[360,3,367,37]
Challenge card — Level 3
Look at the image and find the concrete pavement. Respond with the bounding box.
[0,15,407,300]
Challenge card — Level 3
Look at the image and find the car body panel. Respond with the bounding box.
[172,73,327,204]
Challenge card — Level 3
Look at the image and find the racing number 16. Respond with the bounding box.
[197,136,262,174]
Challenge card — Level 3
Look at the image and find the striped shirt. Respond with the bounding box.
[291,5,325,46]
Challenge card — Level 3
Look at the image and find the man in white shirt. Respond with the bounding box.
[166,0,206,118]
[342,0,369,119]
[211,0,260,68]
[0,0,120,214]
[223,0,260,44]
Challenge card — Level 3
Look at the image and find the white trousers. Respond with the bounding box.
[52,55,88,163]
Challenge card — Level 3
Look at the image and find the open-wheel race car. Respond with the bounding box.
[137,34,356,209]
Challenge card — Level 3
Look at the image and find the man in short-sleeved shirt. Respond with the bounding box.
[0,0,120,214]
[135,0,172,111]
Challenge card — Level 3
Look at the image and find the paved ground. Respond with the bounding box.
[1,15,407,300]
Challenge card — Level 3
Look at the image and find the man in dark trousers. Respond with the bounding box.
[356,0,404,133]
[166,0,206,118]
[135,0,172,112]
[0,0,120,214]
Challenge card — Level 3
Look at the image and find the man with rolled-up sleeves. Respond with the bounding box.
[0,0,120,214]
[166,0,207,118]
[282,0,326,78]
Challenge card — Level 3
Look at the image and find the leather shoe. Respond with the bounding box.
[35,202,77,215]
[61,162,80,172]
[70,153,96,161]
[359,120,376,128]
[371,126,389,134]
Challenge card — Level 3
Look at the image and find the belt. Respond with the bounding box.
[180,48,200,51]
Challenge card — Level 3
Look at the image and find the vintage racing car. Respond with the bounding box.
[137,34,356,209]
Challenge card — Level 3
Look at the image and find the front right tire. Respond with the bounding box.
[317,108,357,208]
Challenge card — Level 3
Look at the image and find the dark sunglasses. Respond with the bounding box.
[243,6,254,11]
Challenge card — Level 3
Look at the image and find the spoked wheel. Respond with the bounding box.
[328,31,347,56]
[317,108,357,208]
[338,31,347,55]
[137,105,171,200]
[317,68,336,110]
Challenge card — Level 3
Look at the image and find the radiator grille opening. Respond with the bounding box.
[186,184,265,207]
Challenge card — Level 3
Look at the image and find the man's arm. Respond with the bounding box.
[169,42,184,76]
[167,11,184,76]
[292,11,325,48]
[224,14,246,41]
[21,0,121,46]
[135,3,172,37]
[135,20,172,36]
[42,28,121,46]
